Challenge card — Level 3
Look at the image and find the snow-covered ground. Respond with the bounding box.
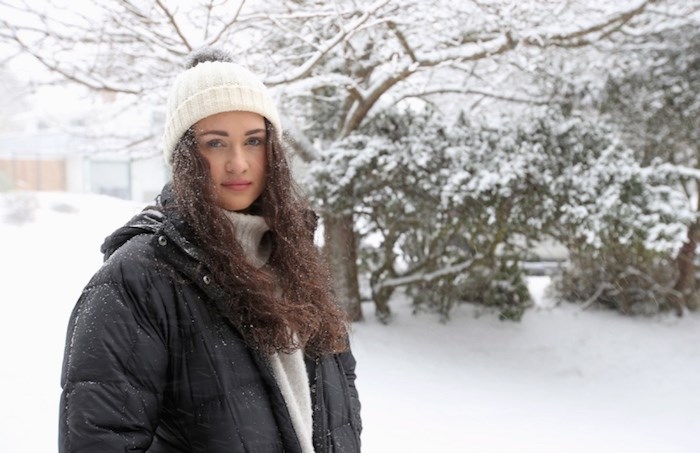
[1,191,698,453]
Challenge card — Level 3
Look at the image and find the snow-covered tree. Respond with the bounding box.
[255,0,688,320]
[1,0,695,319]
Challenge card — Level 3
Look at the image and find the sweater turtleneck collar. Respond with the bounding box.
[221,210,271,269]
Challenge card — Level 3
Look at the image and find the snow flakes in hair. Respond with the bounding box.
[185,47,234,69]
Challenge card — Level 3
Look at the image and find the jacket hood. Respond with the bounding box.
[99,183,180,260]
[100,206,165,261]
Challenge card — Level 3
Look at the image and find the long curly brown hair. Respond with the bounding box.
[171,121,349,356]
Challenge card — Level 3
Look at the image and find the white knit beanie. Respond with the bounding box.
[162,47,282,165]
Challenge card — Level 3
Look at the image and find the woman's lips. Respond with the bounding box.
[222,181,252,191]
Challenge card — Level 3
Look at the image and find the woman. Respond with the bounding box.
[59,47,361,453]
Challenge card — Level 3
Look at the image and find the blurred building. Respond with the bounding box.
[0,129,166,202]
[0,86,168,202]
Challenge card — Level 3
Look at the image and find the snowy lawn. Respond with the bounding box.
[1,192,698,453]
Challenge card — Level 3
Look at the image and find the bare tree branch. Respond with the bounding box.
[264,0,392,86]
[416,32,517,67]
[522,0,655,47]
[341,65,415,137]
[4,26,141,94]
[203,0,215,40]
[394,87,550,106]
[376,257,477,291]
[386,20,416,63]
[155,0,193,51]
[205,0,248,47]
[279,112,319,162]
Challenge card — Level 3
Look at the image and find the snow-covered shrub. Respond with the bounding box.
[596,25,700,312]
[1,192,38,225]
[599,24,700,168]
[309,105,694,318]
[527,113,695,314]
[308,107,537,321]
[418,258,531,321]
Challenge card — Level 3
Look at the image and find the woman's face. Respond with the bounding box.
[194,111,267,213]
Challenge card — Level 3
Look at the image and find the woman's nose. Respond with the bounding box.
[225,148,248,174]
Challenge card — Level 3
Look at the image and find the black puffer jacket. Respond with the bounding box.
[59,185,362,452]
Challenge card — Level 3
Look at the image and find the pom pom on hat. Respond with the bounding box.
[162,47,282,165]
[185,47,235,68]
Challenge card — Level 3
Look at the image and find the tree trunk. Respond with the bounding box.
[323,212,364,321]
[372,284,394,324]
[669,221,700,314]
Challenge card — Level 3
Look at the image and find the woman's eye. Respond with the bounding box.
[246,137,264,147]
[204,139,226,149]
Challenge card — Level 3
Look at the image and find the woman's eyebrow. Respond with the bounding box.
[197,130,229,137]
[245,128,266,136]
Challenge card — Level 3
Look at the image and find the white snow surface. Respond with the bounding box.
[1,191,699,453]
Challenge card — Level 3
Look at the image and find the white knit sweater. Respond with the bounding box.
[222,210,316,453]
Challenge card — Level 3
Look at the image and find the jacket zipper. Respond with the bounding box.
[311,356,328,453]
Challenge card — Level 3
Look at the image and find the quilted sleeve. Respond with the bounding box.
[59,277,168,453]
[337,349,362,435]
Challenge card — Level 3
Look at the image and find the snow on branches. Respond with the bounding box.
[307,106,694,318]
